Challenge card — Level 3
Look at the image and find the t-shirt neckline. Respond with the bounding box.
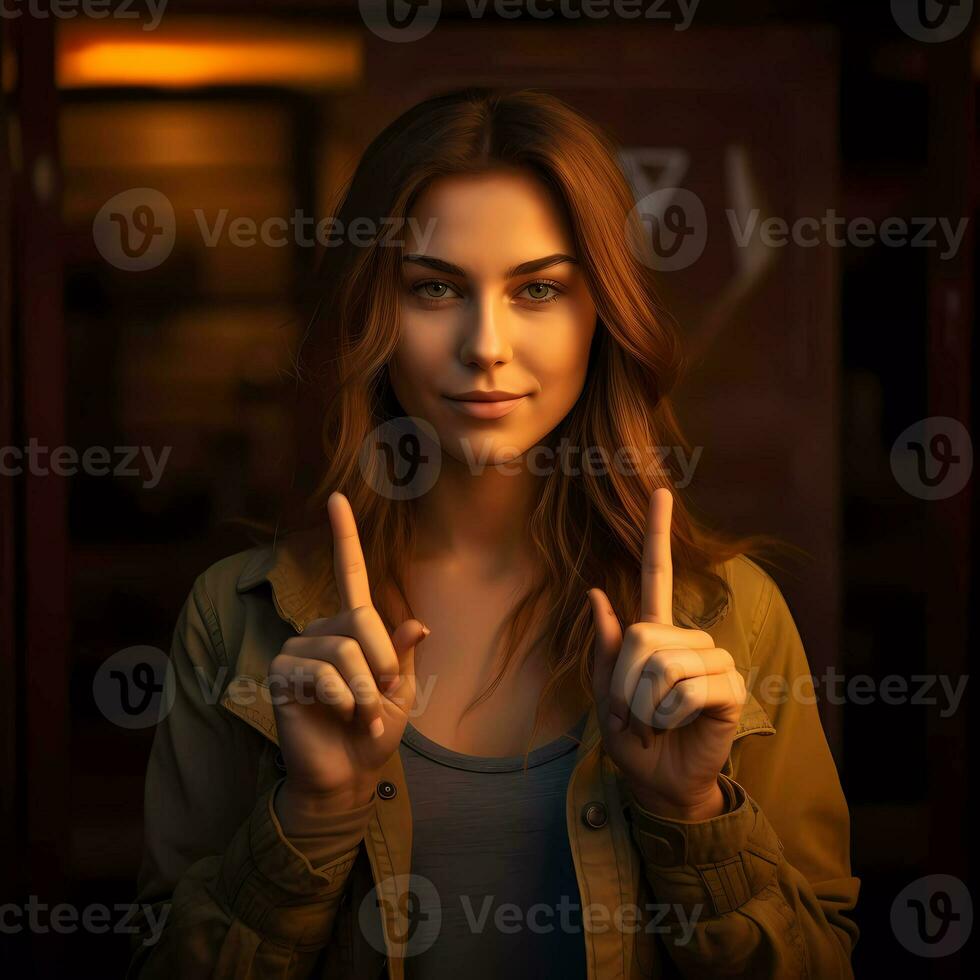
[400,710,589,773]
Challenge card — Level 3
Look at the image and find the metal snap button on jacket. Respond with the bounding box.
[582,801,607,829]
[377,780,397,800]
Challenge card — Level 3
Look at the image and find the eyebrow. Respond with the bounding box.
[402,252,578,278]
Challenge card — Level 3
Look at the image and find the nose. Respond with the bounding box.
[458,293,513,370]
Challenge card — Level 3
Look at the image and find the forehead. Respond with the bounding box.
[403,169,574,266]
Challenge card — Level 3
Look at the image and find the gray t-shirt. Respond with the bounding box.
[397,711,589,980]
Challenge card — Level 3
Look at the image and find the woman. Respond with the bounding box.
[127,89,859,979]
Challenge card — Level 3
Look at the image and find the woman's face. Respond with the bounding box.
[388,168,598,468]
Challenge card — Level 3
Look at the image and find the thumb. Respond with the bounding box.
[587,588,623,705]
[390,618,428,688]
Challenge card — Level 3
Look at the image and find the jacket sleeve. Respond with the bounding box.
[626,574,860,978]
[126,573,376,980]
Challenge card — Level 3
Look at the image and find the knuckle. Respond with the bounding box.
[644,652,679,685]
[357,696,381,716]
[348,604,375,627]
[336,636,362,661]
[347,672,379,703]
[279,637,301,656]
[624,622,649,645]
[319,670,351,705]
[269,655,298,682]
[329,696,356,719]
[672,684,695,710]
[299,616,335,638]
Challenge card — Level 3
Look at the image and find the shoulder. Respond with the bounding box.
[195,545,273,599]
[179,529,337,674]
[720,554,780,629]
[181,545,281,664]
[715,554,809,680]
[711,554,803,664]
[186,545,272,617]
[676,553,777,635]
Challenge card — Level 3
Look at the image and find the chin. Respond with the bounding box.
[443,433,527,470]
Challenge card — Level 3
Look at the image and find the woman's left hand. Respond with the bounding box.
[587,488,747,821]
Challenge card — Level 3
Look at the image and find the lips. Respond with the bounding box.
[443,393,528,419]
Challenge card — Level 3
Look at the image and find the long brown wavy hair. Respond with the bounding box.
[272,88,792,763]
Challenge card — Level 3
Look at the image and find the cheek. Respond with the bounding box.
[389,329,442,403]
[527,314,595,392]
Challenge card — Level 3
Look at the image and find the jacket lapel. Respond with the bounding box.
[220,532,342,744]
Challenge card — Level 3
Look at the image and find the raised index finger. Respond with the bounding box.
[327,491,373,610]
[641,487,674,625]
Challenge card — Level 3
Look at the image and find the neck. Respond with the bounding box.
[412,450,541,577]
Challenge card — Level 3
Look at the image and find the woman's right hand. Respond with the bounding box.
[270,491,429,823]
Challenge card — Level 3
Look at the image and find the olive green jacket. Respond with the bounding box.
[126,531,859,978]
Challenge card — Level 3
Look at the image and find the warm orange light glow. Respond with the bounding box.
[58,21,362,90]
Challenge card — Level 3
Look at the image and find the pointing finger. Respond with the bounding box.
[641,488,674,626]
[328,491,373,611]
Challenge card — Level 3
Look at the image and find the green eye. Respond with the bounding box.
[412,279,459,301]
[519,280,561,303]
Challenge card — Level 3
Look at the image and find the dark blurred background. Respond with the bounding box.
[0,1,975,976]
